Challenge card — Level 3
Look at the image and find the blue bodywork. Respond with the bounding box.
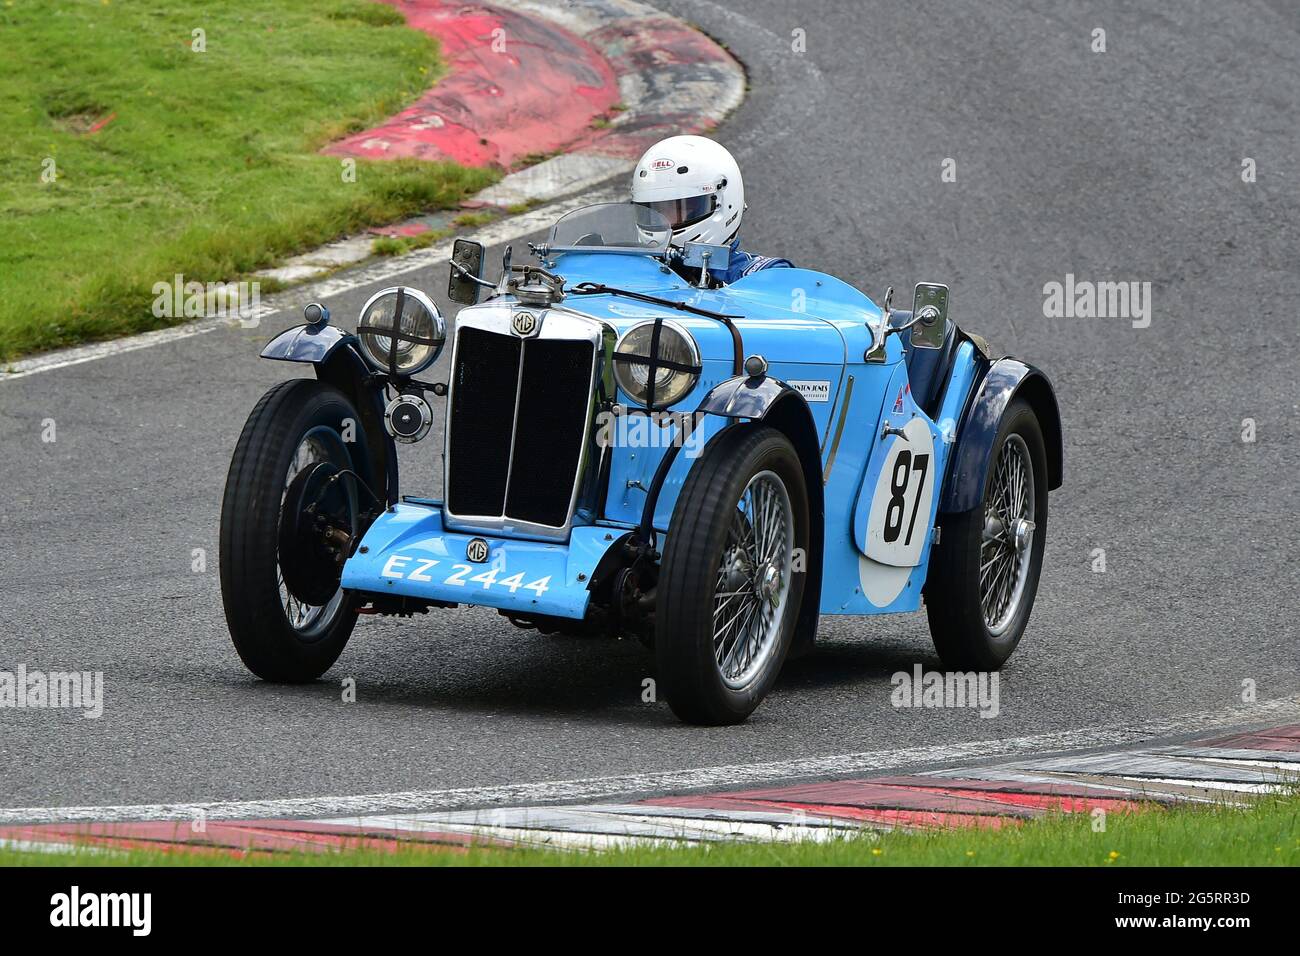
[340,504,622,619]
[276,250,1062,631]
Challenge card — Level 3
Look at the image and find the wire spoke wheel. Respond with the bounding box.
[276,427,351,640]
[925,398,1047,672]
[712,470,794,689]
[979,433,1036,636]
[221,380,372,682]
[657,425,809,724]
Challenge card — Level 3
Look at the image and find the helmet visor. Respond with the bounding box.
[635,194,717,232]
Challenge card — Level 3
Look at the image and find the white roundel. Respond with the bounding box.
[865,417,936,568]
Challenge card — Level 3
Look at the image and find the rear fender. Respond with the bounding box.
[941,359,1063,514]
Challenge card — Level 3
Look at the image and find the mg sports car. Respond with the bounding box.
[219,202,1062,725]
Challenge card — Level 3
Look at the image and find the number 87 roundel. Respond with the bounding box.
[865,417,937,568]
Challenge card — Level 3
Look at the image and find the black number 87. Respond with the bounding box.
[883,450,931,546]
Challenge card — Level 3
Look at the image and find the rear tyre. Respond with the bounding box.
[656,426,809,725]
[925,398,1048,670]
[219,379,372,682]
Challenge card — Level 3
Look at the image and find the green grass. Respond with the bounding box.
[0,0,497,361]
[451,210,498,229]
[5,792,1298,867]
[370,227,450,257]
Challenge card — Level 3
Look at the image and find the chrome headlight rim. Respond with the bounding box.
[356,286,446,377]
[612,319,702,410]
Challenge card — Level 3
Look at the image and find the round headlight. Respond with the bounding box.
[613,320,701,409]
[356,287,445,377]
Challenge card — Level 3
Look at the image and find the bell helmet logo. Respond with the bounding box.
[466,538,490,563]
[511,311,537,337]
[650,158,674,170]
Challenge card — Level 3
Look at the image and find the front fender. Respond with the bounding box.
[261,323,397,506]
[637,376,813,533]
[941,358,1063,513]
[695,374,791,419]
[260,323,357,363]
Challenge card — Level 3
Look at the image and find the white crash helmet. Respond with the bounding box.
[631,135,744,247]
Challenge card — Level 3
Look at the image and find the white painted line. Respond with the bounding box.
[1160,747,1300,766]
[1152,754,1300,773]
[1019,751,1294,782]
[0,325,221,382]
[2,696,1298,826]
[0,186,623,385]
[474,155,632,208]
[255,235,376,284]
[446,827,701,852]
[329,807,845,845]
[580,803,862,828]
[1083,777,1286,796]
[325,803,860,841]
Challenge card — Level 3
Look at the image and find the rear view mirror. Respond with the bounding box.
[910,282,949,349]
[681,241,732,272]
[681,241,733,288]
[448,238,486,305]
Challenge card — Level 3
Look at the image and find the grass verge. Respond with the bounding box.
[3,791,1297,866]
[0,0,497,362]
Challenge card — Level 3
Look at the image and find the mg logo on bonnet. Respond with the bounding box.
[466,538,490,563]
[511,310,538,337]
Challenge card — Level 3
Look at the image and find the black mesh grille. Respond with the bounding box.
[446,328,520,518]
[446,326,595,530]
[506,339,595,527]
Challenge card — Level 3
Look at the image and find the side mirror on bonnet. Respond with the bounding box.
[448,238,487,305]
[681,241,732,289]
[910,282,949,349]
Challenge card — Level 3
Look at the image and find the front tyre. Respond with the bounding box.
[656,426,809,725]
[925,398,1048,670]
[220,379,371,682]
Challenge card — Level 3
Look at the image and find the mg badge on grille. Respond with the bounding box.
[466,538,490,563]
[511,310,538,337]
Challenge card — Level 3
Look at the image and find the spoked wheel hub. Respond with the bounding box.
[275,427,357,639]
[756,562,782,606]
[279,460,355,607]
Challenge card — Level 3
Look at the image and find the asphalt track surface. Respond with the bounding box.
[2,0,1298,812]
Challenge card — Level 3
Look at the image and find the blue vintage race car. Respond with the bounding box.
[220,202,1062,724]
